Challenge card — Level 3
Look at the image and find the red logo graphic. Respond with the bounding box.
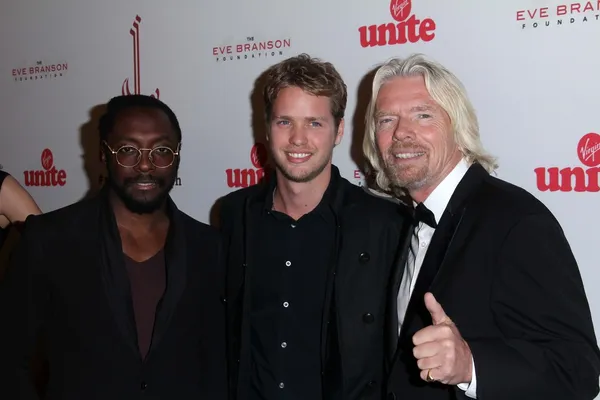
[578,133,600,167]
[390,0,412,21]
[213,36,292,63]
[11,60,68,82]
[516,1,600,29]
[353,170,365,187]
[535,132,600,192]
[226,143,270,188]
[23,149,67,187]
[122,15,159,98]
[358,0,436,48]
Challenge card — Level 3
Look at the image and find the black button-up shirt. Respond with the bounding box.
[249,181,337,400]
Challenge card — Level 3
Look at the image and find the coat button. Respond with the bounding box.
[220,296,227,304]
[140,382,148,391]
[387,393,396,400]
[363,313,374,324]
[359,252,370,263]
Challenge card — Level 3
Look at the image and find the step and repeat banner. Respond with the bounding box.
[1,0,599,362]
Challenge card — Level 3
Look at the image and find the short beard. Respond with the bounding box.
[383,154,430,192]
[273,155,330,183]
[106,164,177,214]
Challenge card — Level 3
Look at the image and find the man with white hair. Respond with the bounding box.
[363,53,600,400]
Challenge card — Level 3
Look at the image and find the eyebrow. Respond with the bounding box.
[273,115,328,122]
[374,110,392,119]
[410,105,436,112]
[374,104,436,118]
[116,134,174,145]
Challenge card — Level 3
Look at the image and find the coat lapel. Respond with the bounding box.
[398,206,464,341]
[428,164,489,294]
[98,193,140,356]
[396,164,489,347]
[386,217,413,364]
[235,194,263,398]
[98,191,190,360]
[147,198,188,358]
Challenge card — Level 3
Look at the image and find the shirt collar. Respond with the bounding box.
[263,167,339,221]
[418,158,470,225]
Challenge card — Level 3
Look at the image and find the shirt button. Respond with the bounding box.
[359,252,370,263]
[279,382,285,389]
[281,342,287,348]
[283,301,289,308]
[363,313,375,324]
[285,261,291,267]
[421,242,427,248]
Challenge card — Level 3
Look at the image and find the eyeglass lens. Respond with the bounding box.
[116,146,175,167]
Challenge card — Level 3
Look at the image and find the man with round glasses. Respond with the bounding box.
[99,99,182,214]
[0,95,228,399]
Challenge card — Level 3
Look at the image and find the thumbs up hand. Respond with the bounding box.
[412,292,473,385]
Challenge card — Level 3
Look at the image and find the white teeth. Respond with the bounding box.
[288,153,310,158]
[394,152,424,159]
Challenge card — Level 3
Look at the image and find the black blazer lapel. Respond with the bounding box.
[398,164,489,342]
[429,164,489,292]
[398,207,463,341]
[98,194,139,356]
[235,196,262,399]
[386,218,413,364]
[148,199,188,357]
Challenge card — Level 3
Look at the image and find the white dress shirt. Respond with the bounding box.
[396,158,478,399]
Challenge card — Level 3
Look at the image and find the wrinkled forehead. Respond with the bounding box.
[375,76,439,113]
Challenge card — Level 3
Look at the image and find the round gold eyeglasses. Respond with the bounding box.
[103,141,181,168]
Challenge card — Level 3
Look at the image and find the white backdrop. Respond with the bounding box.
[1,0,599,388]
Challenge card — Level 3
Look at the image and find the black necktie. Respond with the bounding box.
[414,203,437,228]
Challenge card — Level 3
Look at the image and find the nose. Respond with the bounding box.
[289,126,308,146]
[136,149,155,172]
[392,118,415,142]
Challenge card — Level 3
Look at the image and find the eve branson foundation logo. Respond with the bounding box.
[535,132,600,192]
[212,37,292,63]
[121,15,160,99]
[516,1,600,29]
[358,0,436,47]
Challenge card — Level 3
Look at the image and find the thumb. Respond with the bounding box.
[424,292,451,325]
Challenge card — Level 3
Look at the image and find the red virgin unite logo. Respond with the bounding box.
[24,148,67,187]
[226,143,270,188]
[358,0,436,48]
[535,132,600,192]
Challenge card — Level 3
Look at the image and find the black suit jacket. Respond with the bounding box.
[219,165,412,400]
[386,163,600,400]
[0,192,228,400]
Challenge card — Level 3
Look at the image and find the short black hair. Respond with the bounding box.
[98,95,182,143]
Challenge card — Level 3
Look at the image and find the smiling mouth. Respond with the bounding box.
[394,152,425,159]
[133,182,158,190]
[287,152,311,158]
[285,152,313,163]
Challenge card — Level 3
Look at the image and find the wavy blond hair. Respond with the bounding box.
[362,53,497,194]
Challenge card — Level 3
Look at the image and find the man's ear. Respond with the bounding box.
[334,119,345,146]
[99,142,107,164]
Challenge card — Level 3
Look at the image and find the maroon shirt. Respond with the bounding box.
[124,249,166,360]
